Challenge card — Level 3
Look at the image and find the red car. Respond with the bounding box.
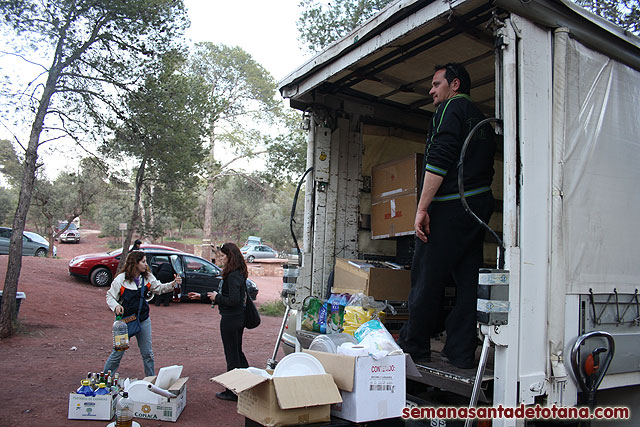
[69,244,181,287]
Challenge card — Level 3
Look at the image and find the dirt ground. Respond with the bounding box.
[0,230,288,427]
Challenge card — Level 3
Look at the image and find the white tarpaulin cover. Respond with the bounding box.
[555,36,640,296]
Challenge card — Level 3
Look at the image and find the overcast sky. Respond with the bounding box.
[184,0,309,82]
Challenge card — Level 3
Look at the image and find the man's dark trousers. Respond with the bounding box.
[399,191,494,366]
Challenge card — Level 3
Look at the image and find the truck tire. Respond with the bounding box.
[90,267,112,287]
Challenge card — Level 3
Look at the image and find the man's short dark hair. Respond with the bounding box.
[434,63,471,95]
[134,239,142,245]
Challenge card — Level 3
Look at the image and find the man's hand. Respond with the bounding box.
[415,209,431,243]
[174,274,182,285]
[114,305,124,316]
[187,292,201,300]
[207,291,217,302]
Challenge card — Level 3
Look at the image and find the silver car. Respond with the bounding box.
[0,227,52,257]
[241,245,277,263]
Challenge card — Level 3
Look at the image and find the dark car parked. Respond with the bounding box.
[69,247,258,300]
[145,249,258,301]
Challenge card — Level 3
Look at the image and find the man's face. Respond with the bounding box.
[429,69,458,107]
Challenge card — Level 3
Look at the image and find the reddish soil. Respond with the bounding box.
[0,230,288,426]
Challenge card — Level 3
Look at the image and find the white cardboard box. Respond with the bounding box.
[130,376,188,422]
[68,393,116,420]
[305,350,406,423]
[211,368,342,426]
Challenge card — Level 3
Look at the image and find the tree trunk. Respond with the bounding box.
[0,67,59,339]
[116,156,147,273]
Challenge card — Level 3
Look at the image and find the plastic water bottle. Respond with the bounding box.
[116,391,134,427]
[76,379,94,397]
[94,382,110,395]
[112,316,129,351]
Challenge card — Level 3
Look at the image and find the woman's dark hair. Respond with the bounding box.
[118,250,149,281]
[220,242,248,280]
[434,62,471,95]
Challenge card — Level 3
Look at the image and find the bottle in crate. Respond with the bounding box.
[76,379,94,397]
[94,382,110,395]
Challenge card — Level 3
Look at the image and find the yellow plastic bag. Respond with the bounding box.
[342,306,386,336]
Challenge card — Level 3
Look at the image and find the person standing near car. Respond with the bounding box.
[187,242,249,401]
[103,250,181,376]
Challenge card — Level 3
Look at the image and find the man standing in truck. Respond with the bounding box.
[398,63,495,369]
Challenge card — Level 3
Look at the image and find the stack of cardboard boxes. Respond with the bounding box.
[370,153,423,240]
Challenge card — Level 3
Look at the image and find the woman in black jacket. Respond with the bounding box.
[187,242,248,401]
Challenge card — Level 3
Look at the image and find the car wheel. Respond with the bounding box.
[90,267,112,287]
[35,248,47,257]
[247,255,255,263]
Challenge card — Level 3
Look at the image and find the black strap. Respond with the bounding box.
[137,280,145,317]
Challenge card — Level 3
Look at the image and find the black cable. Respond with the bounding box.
[290,167,314,266]
[457,117,505,269]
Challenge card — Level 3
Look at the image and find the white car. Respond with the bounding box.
[241,245,277,262]
[57,222,80,243]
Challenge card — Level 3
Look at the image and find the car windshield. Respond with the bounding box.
[58,222,78,231]
[24,232,48,245]
[106,249,124,256]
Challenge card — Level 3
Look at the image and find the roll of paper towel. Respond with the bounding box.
[147,383,177,398]
[337,342,369,357]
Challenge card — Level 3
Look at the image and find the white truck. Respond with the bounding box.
[277,0,640,425]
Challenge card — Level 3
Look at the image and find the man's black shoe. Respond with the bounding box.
[440,352,475,370]
[412,354,432,364]
[216,391,238,401]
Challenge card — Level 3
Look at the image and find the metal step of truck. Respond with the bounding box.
[409,351,493,403]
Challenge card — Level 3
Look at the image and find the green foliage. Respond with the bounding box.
[0,187,17,226]
[297,0,394,52]
[101,50,210,241]
[0,139,22,187]
[28,158,107,250]
[95,190,133,239]
[255,184,304,250]
[259,299,286,317]
[189,43,279,128]
[575,0,639,34]
[265,110,308,183]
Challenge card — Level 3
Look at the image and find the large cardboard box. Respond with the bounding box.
[131,376,188,422]
[371,193,417,239]
[333,258,410,301]
[68,393,116,420]
[304,350,406,423]
[371,153,423,202]
[211,369,342,426]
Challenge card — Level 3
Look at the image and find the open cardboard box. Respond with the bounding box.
[211,368,342,426]
[303,350,407,423]
[130,375,188,422]
[333,258,411,301]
